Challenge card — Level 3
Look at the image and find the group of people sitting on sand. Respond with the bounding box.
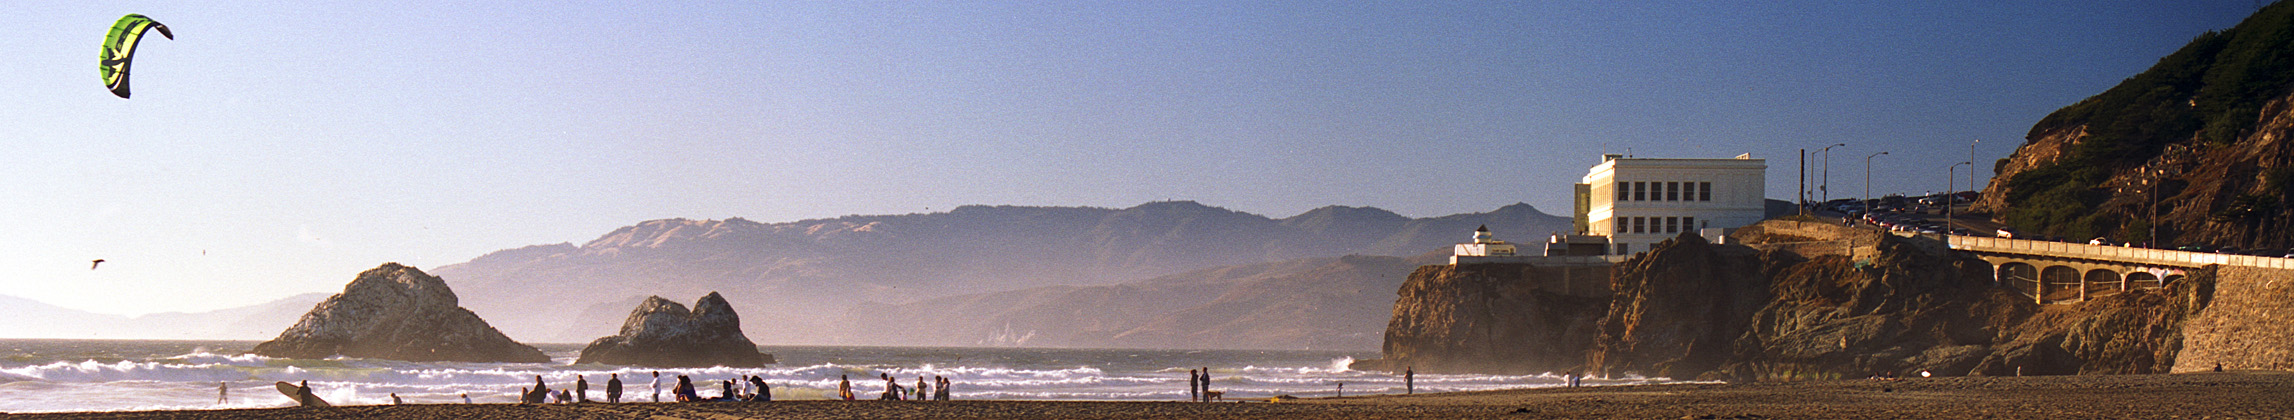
[516,371,772,404]
[507,370,960,404]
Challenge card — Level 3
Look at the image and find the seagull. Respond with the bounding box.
[91,259,106,270]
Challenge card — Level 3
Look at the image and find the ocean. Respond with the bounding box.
[0,339,1644,413]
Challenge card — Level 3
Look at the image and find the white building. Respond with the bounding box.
[1575,154,1767,255]
[1452,225,1517,257]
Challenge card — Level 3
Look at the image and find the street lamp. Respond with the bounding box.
[1820,143,1846,204]
[1948,161,1972,237]
[1865,151,1888,204]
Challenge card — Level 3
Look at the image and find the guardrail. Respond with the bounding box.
[1948,236,2294,270]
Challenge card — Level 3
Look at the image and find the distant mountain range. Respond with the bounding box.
[432,201,1573,347]
[0,293,326,340]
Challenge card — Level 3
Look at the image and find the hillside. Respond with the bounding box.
[836,252,1445,351]
[0,293,327,340]
[431,201,1571,344]
[1978,1,2294,249]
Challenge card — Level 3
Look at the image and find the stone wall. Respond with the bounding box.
[2174,266,2294,372]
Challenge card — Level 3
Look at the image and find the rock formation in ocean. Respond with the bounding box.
[576,292,774,367]
[251,263,548,363]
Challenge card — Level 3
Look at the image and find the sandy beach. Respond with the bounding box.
[10,372,2290,419]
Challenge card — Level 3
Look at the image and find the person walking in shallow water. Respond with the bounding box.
[216,381,227,404]
[651,371,662,402]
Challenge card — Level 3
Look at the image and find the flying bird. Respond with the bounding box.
[91,259,106,270]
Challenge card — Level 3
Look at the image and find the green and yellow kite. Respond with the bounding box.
[99,14,173,98]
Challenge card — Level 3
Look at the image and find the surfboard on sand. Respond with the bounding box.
[274,381,331,407]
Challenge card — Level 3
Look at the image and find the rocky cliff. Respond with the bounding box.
[1349,263,1610,374]
[576,292,773,367]
[252,263,547,363]
[1978,2,2294,249]
[1363,219,2275,379]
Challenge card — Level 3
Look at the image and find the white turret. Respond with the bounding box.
[1455,225,1516,257]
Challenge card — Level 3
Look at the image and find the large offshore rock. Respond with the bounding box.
[576,292,773,367]
[252,263,548,363]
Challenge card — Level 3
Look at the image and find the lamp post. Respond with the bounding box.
[1948,161,1971,236]
[1820,143,1846,204]
[1865,151,1888,205]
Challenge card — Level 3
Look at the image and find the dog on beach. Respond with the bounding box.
[1205,390,1224,402]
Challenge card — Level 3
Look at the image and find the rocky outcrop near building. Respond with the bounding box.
[576,292,774,367]
[1977,2,2294,250]
[252,263,548,363]
[1364,219,2278,380]
[1349,263,1610,374]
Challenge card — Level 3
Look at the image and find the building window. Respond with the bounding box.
[1666,217,1678,233]
[1615,182,1626,201]
[1615,243,1629,255]
[1632,217,1645,234]
[1700,182,1712,201]
[1686,217,1697,231]
[1683,182,1697,202]
[1615,217,1625,234]
[1667,182,1679,201]
[1632,182,1645,201]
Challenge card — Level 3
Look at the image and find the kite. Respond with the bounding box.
[99,14,173,98]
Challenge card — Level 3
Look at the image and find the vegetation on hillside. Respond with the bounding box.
[2003,2,2294,240]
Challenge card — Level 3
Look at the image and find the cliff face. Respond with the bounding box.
[1978,2,2294,249]
[1584,230,2215,380]
[576,292,773,367]
[252,263,547,363]
[1367,220,2272,379]
[1351,263,1610,374]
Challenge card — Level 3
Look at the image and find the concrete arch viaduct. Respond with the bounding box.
[1949,236,2294,304]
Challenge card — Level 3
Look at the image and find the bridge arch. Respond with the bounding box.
[2127,272,2161,290]
[2084,269,2123,299]
[1999,262,2039,300]
[2041,266,2083,303]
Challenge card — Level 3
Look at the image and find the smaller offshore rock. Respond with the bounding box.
[252,263,549,363]
[576,292,774,367]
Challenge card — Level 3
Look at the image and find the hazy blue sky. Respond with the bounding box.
[0,1,2264,315]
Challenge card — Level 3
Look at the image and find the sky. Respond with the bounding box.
[0,1,2268,316]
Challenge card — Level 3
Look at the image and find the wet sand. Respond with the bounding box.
[11,372,2290,419]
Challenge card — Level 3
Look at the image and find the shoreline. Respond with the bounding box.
[8,372,2291,419]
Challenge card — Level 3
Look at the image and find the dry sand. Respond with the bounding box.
[10,372,2290,419]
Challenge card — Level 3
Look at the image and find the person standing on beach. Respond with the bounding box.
[1200,367,1211,403]
[936,376,950,401]
[217,381,227,404]
[651,371,662,402]
[1406,367,1415,394]
[608,373,623,403]
[1187,369,1199,402]
[576,375,590,403]
[297,380,315,407]
[915,375,929,401]
[839,374,855,400]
